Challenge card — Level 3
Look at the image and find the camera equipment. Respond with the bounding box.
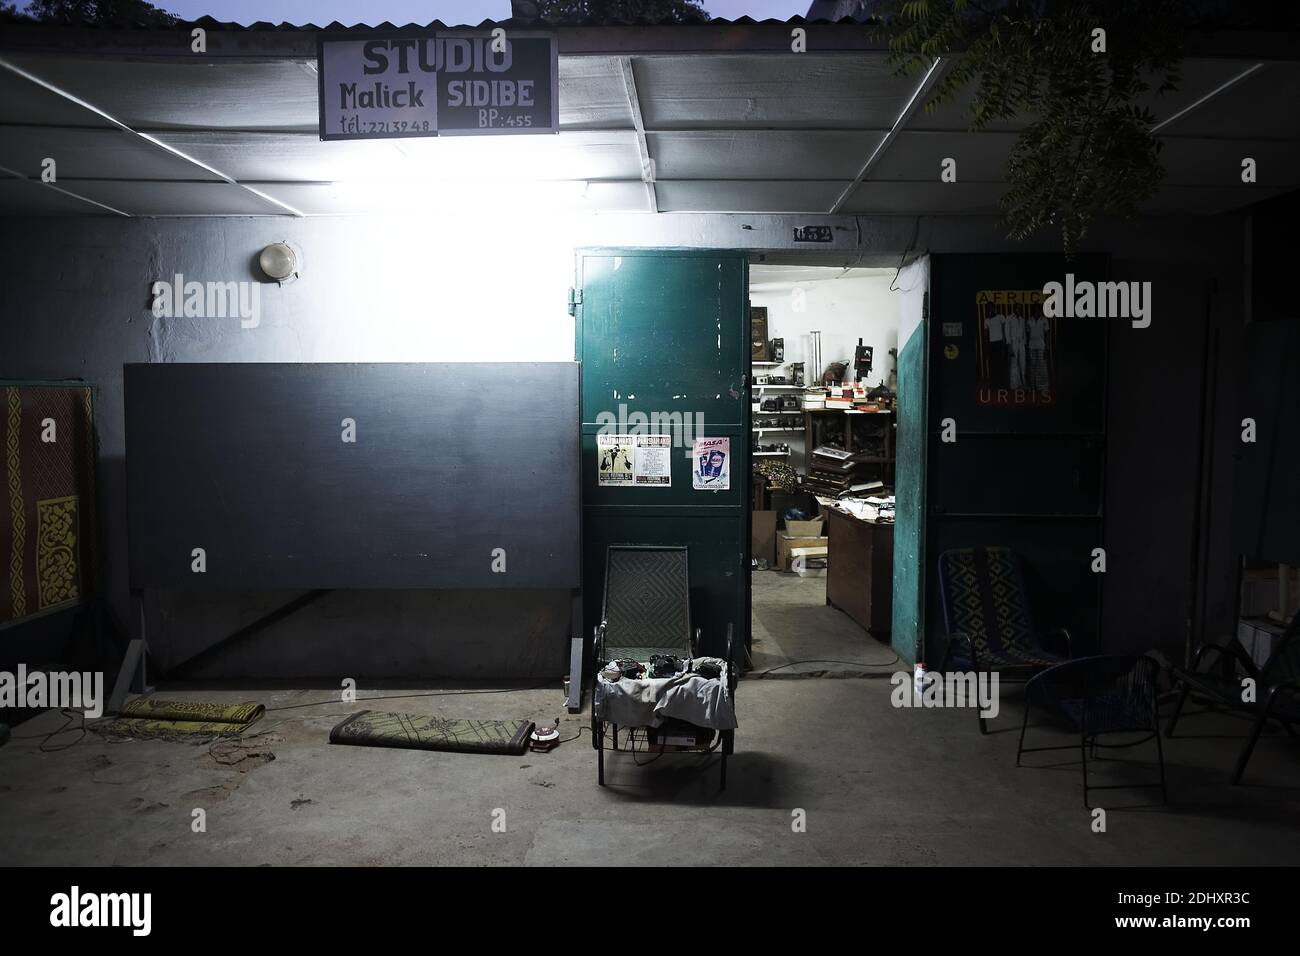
[854,338,874,381]
[771,338,785,361]
[760,396,782,411]
[694,659,723,680]
[613,659,645,680]
[780,395,800,411]
[768,375,787,385]
[650,654,686,678]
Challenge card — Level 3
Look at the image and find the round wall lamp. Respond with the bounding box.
[258,241,300,283]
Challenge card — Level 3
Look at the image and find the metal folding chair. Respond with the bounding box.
[1018,654,1167,808]
[590,545,736,788]
[1166,612,1299,784]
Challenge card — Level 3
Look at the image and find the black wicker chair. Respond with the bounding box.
[1166,612,1299,784]
[590,545,736,789]
[1017,655,1166,807]
[937,547,1072,733]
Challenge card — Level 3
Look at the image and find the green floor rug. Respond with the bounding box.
[329,711,535,755]
[97,698,265,740]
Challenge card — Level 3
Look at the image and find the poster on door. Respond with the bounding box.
[692,437,730,491]
[632,435,672,487]
[597,434,672,487]
[974,289,1057,406]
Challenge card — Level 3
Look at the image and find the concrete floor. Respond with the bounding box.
[1,573,1297,866]
[750,569,901,676]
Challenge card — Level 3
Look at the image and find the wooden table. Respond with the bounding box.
[825,506,894,634]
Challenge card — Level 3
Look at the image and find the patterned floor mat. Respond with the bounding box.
[329,711,534,755]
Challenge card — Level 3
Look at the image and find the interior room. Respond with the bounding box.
[1,3,1298,890]
[747,264,903,676]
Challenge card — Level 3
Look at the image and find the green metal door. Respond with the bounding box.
[575,249,750,661]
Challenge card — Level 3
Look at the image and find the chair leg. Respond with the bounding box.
[1080,732,1091,808]
[598,732,605,787]
[1016,697,1030,766]
[1154,723,1168,803]
[976,670,991,734]
[720,751,727,790]
[1165,683,1190,737]
[612,724,618,749]
[1231,707,1270,785]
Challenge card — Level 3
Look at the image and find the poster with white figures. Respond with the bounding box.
[975,289,1056,407]
[597,433,634,485]
[692,437,730,490]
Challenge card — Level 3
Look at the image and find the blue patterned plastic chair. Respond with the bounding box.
[937,546,1072,732]
[1018,655,1166,807]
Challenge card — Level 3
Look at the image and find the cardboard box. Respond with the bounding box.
[751,510,777,566]
[790,546,828,577]
[785,518,825,537]
[777,533,828,572]
[1237,617,1287,669]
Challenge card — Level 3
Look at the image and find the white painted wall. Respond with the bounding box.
[0,210,1251,674]
[749,265,900,389]
[749,265,900,471]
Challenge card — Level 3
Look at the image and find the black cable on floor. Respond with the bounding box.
[263,680,559,713]
[753,655,900,677]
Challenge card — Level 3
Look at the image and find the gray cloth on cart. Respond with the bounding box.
[595,666,737,730]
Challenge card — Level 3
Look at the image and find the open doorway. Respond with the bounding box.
[748,263,907,678]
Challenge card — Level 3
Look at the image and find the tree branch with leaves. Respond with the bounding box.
[878,0,1194,254]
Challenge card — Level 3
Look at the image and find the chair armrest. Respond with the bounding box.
[944,631,976,671]
[1261,678,1300,713]
[1042,627,1073,659]
[725,623,737,692]
[591,621,607,668]
[1190,639,1257,680]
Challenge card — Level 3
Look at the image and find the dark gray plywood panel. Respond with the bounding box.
[1234,321,1300,565]
[125,362,580,589]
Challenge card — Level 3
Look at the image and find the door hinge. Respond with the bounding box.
[567,288,582,315]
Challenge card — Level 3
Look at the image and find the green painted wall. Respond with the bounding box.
[575,249,750,662]
[891,294,928,665]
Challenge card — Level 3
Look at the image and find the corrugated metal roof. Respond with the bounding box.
[0,14,878,32]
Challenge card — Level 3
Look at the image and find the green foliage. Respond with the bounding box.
[20,0,179,26]
[879,0,1193,254]
[526,0,709,24]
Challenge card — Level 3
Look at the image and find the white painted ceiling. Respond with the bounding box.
[0,42,1296,217]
